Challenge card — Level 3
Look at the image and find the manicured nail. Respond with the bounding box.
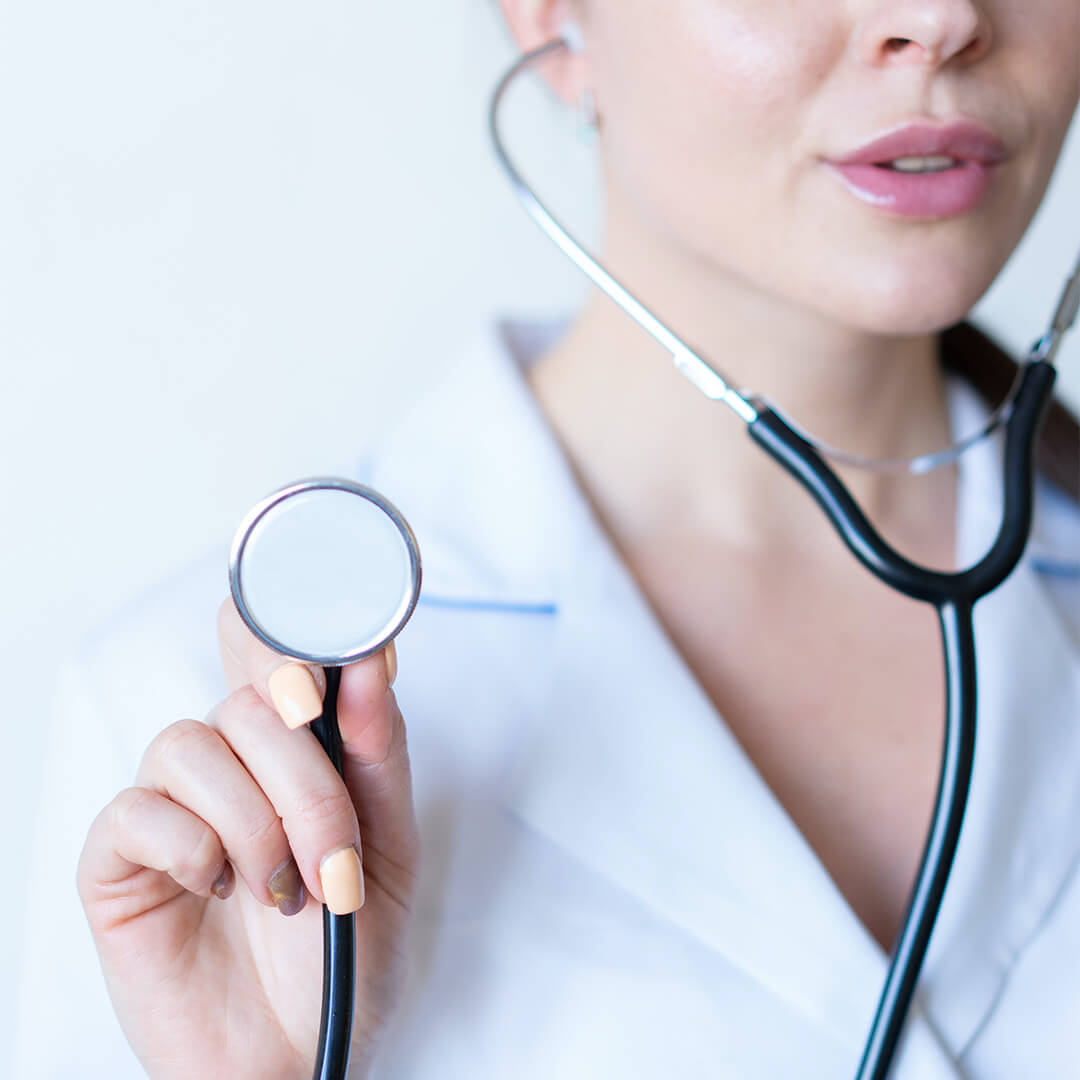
[384,640,397,687]
[320,846,365,915]
[268,663,323,730]
[268,856,307,917]
[211,860,235,900]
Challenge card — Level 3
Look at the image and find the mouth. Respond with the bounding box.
[824,156,1002,219]
[870,155,965,173]
[822,119,1010,217]
[831,119,1009,169]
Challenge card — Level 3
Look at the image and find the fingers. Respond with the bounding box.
[217,596,329,727]
[203,686,369,913]
[82,596,415,932]
[133,716,308,915]
[78,785,231,930]
[217,595,397,732]
[215,593,415,909]
[334,661,419,906]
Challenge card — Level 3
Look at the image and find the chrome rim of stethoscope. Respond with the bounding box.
[488,36,1080,476]
[228,476,423,667]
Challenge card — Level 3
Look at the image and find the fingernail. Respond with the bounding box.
[212,860,235,900]
[268,663,323,730]
[384,640,397,688]
[320,846,365,915]
[268,856,307,917]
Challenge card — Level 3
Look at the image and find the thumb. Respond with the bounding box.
[330,641,419,902]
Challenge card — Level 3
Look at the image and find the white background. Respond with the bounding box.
[2,0,1077,1057]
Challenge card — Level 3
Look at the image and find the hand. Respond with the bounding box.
[77,597,419,1079]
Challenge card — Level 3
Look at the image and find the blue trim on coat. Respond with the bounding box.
[1031,558,1080,580]
[417,593,559,615]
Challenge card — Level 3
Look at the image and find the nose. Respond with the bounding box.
[855,0,993,69]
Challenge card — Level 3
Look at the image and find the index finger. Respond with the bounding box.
[217,596,398,731]
[216,595,330,729]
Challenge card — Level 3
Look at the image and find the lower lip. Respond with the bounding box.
[824,160,998,218]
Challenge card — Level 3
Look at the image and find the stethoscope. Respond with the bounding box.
[223,29,1080,1080]
[488,28,1080,1080]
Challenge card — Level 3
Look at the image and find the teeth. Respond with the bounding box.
[884,155,959,173]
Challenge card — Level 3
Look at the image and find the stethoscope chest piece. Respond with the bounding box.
[229,476,422,666]
[228,476,421,1080]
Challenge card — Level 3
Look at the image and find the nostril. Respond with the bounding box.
[959,35,984,59]
[886,38,913,53]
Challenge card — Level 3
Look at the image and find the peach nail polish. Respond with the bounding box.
[268,663,323,730]
[320,846,365,915]
[384,640,398,687]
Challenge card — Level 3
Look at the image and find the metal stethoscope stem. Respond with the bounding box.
[489,34,1079,1080]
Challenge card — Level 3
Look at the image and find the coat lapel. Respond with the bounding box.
[371,312,1080,1075]
[917,379,1080,1054]
[491,342,960,1076]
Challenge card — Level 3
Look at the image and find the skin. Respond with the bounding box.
[75,4,1079,1075]
[501,0,1078,545]
[498,0,1079,948]
[78,607,418,1079]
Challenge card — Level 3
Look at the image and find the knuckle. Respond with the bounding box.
[293,785,355,829]
[108,786,157,835]
[366,697,409,771]
[238,809,284,851]
[153,717,219,767]
[212,684,273,732]
[172,821,221,885]
[227,683,266,717]
[388,697,410,754]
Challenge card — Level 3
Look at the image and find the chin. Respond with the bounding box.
[817,292,980,339]
[826,258,1005,337]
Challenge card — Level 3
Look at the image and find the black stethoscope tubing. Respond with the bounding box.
[488,31,1075,1080]
[309,665,355,1080]
[291,32,1075,1080]
[300,347,1055,1080]
[750,361,1056,1077]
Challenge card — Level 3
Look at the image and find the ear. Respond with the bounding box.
[495,0,589,107]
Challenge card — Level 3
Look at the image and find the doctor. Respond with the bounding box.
[28,0,1080,1077]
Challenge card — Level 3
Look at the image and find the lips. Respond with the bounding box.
[823,120,1009,219]
[825,159,997,218]
[830,120,1009,167]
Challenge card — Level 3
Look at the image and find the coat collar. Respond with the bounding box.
[369,310,1080,1073]
[370,311,1080,594]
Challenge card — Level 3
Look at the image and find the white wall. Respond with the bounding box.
[2,0,1077,1056]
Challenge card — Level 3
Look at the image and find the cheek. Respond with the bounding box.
[958,9,1080,279]
[593,2,832,246]
[584,0,1075,335]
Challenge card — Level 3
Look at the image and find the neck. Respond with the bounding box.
[525,201,959,569]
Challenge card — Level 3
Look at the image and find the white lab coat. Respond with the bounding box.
[12,310,1080,1079]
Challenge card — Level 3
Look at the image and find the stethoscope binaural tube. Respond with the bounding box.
[748,360,1057,1079]
[489,31,1079,1080]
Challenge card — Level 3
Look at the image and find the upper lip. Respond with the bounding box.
[830,120,1009,166]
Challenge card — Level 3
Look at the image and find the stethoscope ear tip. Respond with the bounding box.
[558,20,586,55]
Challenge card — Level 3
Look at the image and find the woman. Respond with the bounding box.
[23,1,1080,1077]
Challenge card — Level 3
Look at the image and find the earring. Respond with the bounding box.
[577,86,599,144]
